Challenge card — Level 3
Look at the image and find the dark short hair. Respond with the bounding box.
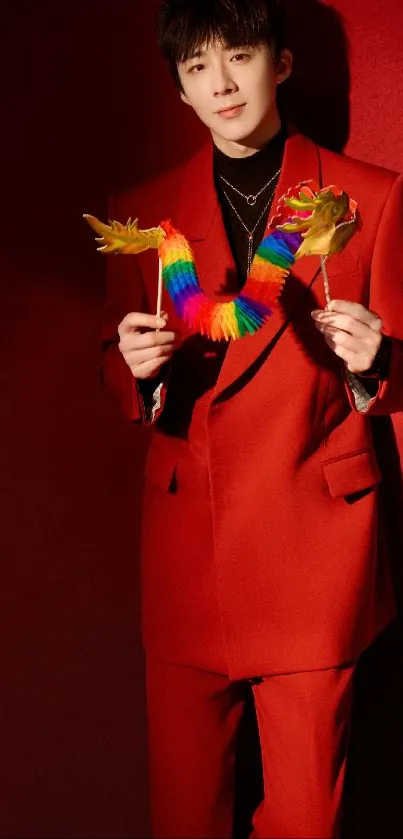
[157,0,288,88]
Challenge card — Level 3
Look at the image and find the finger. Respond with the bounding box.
[320,331,360,365]
[316,326,358,352]
[315,315,382,348]
[315,320,382,355]
[325,300,383,331]
[332,344,362,370]
[320,330,380,372]
[124,344,175,366]
[118,312,167,336]
[119,330,176,352]
[313,313,374,340]
[155,310,170,332]
[336,348,373,374]
[134,356,172,380]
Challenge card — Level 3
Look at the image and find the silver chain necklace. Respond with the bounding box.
[220,166,281,206]
[221,177,280,275]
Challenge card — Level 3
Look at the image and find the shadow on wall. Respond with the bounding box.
[281,0,351,153]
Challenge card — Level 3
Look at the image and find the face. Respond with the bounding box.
[177,41,292,157]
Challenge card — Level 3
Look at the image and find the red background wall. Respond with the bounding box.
[0,1,402,836]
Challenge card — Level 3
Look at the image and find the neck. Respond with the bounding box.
[211,112,282,159]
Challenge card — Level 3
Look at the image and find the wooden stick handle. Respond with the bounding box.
[156,257,163,331]
[320,255,331,306]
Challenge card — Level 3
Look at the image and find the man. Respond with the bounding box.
[101,1,403,836]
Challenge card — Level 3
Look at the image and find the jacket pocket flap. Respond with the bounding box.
[323,450,382,499]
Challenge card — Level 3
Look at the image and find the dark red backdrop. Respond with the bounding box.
[0,1,402,836]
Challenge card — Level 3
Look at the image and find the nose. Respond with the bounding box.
[212,64,238,97]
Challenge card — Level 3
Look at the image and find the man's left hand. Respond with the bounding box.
[311,300,383,374]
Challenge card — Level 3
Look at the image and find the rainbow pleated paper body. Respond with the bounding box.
[158,219,301,341]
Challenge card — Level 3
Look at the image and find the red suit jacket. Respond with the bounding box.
[102,133,403,678]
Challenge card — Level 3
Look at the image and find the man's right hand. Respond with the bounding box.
[118,312,176,380]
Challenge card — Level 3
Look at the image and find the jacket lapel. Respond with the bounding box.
[175,142,239,300]
[175,133,324,398]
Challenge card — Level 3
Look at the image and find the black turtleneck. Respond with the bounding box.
[214,124,286,288]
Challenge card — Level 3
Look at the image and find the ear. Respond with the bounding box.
[180,90,191,106]
[275,49,293,85]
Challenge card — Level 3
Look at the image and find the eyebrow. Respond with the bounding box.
[184,49,207,61]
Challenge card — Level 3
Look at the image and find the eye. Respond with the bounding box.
[188,62,205,73]
[231,52,251,63]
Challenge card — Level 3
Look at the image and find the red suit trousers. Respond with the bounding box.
[146,655,355,839]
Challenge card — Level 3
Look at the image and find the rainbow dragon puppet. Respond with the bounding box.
[84,181,359,342]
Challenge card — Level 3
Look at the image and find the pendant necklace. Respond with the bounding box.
[221,173,281,275]
[220,167,281,206]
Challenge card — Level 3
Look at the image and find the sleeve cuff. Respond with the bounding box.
[136,363,170,425]
[344,369,379,413]
[355,335,392,380]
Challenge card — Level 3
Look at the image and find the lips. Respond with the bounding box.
[217,104,245,118]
